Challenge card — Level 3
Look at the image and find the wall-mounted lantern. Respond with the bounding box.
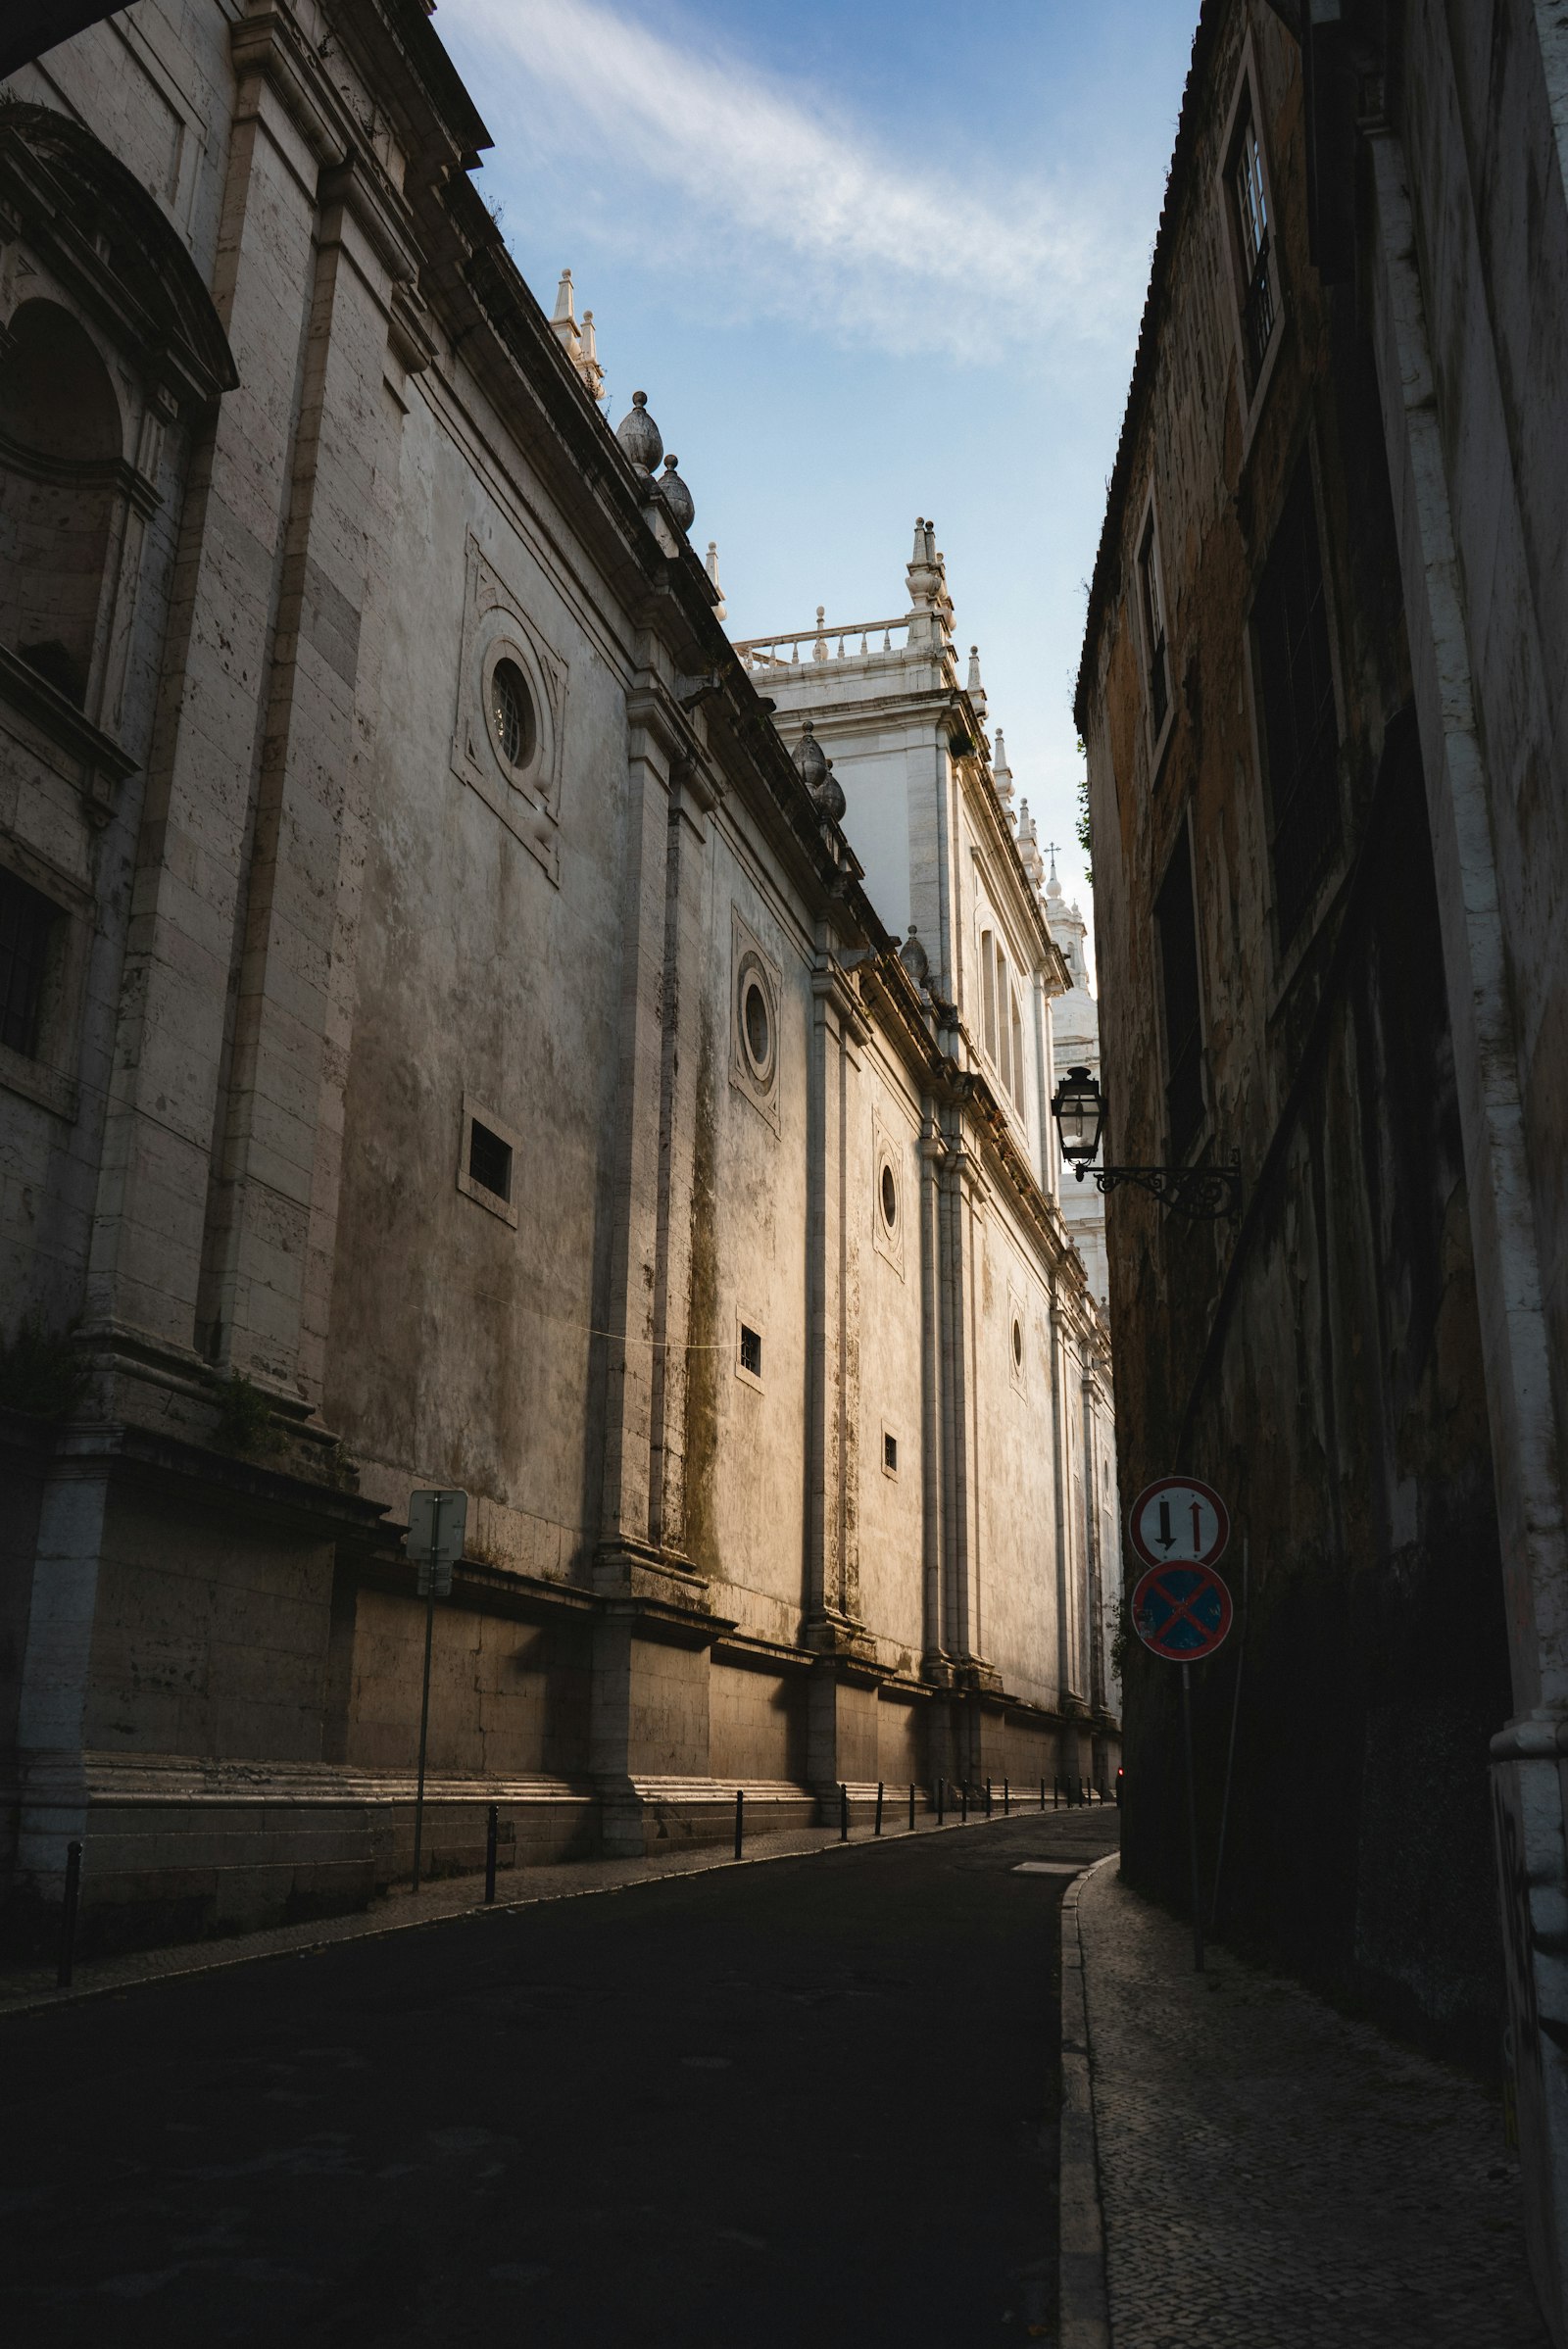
[1049,1065,1243,1224]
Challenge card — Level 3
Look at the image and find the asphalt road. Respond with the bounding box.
[3,1806,1119,2348]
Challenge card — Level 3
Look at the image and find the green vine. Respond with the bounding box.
[1075,736,1094,888]
[211,1371,280,1456]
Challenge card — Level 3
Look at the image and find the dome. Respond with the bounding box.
[616,389,662,475]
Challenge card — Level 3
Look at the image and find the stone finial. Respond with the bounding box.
[793,720,827,793]
[812,605,829,661]
[993,724,1015,818]
[616,390,662,477]
[815,756,847,823]
[1018,797,1046,888]
[706,540,726,622]
[924,519,937,564]
[554,271,606,401]
[900,921,930,988]
[910,514,928,565]
[656,453,694,532]
[579,309,606,403]
[967,645,983,693]
[1046,840,1063,899]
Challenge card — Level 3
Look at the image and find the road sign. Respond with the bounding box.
[407,1488,466,1596]
[1130,1559,1234,1662]
[1128,1475,1230,1568]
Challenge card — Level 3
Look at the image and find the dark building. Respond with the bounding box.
[1075,3,1568,2333]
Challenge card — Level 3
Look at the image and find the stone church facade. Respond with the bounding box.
[0,0,1113,1951]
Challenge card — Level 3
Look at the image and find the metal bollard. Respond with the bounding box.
[908,1782,915,1832]
[1054,1775,1060,1809]
[960,1781,968,1825]
[56,1839,82,1990]
[484,1803,499,1904]
[985,1777,993,1818]
[874,1782,884,1836]
[1004,1778,1010,1817]
[734,1787,745,1860]
[840,1782,849,1841]
[937,1777,946,1826]
[1041,1777,1047,1812]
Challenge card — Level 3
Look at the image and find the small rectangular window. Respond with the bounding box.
[466,1118,513,1202]
[739,1323,762,1379]
[0,867,59,1060]
[1255,465,1341,947]
[1155,826,1204,1159]
[1138,514,1169,735]
[883,1430,898,1475]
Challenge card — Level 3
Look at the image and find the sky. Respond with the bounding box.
[432,0,1200,967]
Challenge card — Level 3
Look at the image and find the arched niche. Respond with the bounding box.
[0,103,236,737]
[0,301,123,709]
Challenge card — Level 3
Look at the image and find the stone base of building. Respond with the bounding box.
[1,1721,1119,1959]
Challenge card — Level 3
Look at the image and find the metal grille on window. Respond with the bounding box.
[1234,116,1275,384]
[489,659,532,770]
[0,867,56,1059]
[1255,465,1341,948]
[1155,827,1204,1160]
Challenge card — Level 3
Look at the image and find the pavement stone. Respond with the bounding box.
[1077,1861,1548,2348]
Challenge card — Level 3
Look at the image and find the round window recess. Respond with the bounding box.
[742,976,771,1076]
[488,657,536,775]
[880,1163,898,1232]
[1012,1318,1024,1369]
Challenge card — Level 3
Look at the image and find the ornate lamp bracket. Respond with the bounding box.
[1074,1151,1243,1224]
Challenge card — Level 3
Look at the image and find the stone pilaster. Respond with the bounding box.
[200,135,420,1395]
[86,18,345,1356]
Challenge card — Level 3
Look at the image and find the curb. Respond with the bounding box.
[1059,1852,1117,2348]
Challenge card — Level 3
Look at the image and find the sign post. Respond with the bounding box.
[405,1488,467,1896]
[1127,1476,1234,1974]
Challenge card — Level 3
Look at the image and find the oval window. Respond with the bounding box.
[489,657,535,772]
[1012,1318,1024,1369]
[743,978,770,1071]
[881,1163,898,1231]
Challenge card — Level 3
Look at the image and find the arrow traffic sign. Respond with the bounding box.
[1130,1559,1234,1662]
[1128,1475,1230,1569]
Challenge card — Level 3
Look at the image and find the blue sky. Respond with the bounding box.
[433,0,1199,957]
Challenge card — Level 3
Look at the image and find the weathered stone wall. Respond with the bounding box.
[1,0,1116,1948]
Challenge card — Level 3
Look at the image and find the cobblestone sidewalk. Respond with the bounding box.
[1076,1860,1548,2349]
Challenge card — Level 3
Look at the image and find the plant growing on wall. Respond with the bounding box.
[1075,738,1093,887]
[211,1370,280,1456]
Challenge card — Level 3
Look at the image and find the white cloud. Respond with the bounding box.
[446,0,1145,361]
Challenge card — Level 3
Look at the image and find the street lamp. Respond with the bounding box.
[1049,1065,1243,1224]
